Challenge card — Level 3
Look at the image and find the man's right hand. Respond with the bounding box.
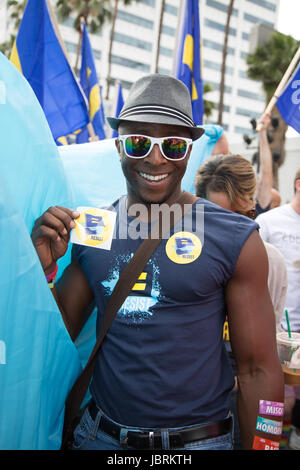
[31,206,80,274]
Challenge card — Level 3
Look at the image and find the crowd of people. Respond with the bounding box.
[31,73,299,451]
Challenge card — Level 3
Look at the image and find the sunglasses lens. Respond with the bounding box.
[162,138,188,160]
[125,135,151,157]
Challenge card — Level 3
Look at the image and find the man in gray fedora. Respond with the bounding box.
[31,74,283,451]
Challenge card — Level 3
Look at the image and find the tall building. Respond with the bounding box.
[3,0,280,143]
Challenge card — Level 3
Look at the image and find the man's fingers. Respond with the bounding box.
[30,207,76,269]
[31,206,79,245]
[45,206,79,234]
[42,211,70,241]
[55,206,80,220]
[34,224,63,244]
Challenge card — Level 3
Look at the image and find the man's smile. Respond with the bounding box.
[137,171,169,183]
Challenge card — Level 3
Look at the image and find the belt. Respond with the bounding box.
[88,401,232,449]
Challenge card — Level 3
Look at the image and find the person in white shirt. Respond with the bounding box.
[263,241,288,331]
[256,168,300,450]
[255,169,300,333]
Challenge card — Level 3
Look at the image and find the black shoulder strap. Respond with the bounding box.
[61,191,199,447]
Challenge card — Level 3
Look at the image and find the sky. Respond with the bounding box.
[277,0,300,40]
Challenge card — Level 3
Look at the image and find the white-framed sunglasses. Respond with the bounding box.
[117,134,193,161]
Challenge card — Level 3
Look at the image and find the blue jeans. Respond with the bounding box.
[72,406,233,450]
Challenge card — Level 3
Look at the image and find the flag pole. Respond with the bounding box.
[257,45,300,130]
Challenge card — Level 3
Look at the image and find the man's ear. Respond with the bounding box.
[115,137,122,161]
[115,137,122,160]
[186,143,193,162]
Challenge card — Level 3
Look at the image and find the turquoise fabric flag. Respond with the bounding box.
[10,0,89,143]
[111,81,125,138]
[174,0,204,125]
[76,21,106,143]
[0,52,82,450]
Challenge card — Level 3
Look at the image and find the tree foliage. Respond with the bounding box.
[203,83,215,120]
[247,32,300,101]
[0,0,26,56]
[55,0,134,32]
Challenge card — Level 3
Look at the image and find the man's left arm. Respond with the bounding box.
[226,230,284,450]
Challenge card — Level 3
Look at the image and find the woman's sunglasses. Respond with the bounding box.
[117,134,193,161]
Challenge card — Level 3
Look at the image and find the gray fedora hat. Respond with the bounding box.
[107,74,205,141]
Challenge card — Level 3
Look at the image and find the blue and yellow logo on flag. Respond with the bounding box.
[174,0,204,125]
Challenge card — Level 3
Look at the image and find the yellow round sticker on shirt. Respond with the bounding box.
[165,231,202,264]
[74,208,112,247]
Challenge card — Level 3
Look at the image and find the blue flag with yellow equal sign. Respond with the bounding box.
[174,0,204,125]
[111,81,124,138]
[9,0,89,143]
[76,21,106,143]
[276,61,300,134]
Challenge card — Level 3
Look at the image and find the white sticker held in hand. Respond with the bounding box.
[70,207,116,250]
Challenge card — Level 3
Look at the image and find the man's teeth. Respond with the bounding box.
[139,172,168,181]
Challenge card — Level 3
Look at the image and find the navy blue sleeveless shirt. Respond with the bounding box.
[74,196,258,427]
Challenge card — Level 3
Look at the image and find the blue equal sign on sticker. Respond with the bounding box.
[0,81,6,104]
[84,213,105,235]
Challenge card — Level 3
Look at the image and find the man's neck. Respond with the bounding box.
[126,190,184,222]
[290,195,300,215]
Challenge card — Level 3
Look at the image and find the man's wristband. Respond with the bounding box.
[46,263,58,288]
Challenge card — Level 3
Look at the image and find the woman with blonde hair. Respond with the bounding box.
[195,154,256,218]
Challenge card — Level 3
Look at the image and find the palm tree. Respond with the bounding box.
[217,0,235,126]
[0,0,26,56]
[56,0,140,99]
[55,0,114,74]
[203,83,215,121]
[247,31,300,187]
[55,0,113,33]
[0,35,15,57]
[6,0,26,29]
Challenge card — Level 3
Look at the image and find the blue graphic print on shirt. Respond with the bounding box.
[102,253,161,324]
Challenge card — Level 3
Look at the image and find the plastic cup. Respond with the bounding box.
[277,332,300,384]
